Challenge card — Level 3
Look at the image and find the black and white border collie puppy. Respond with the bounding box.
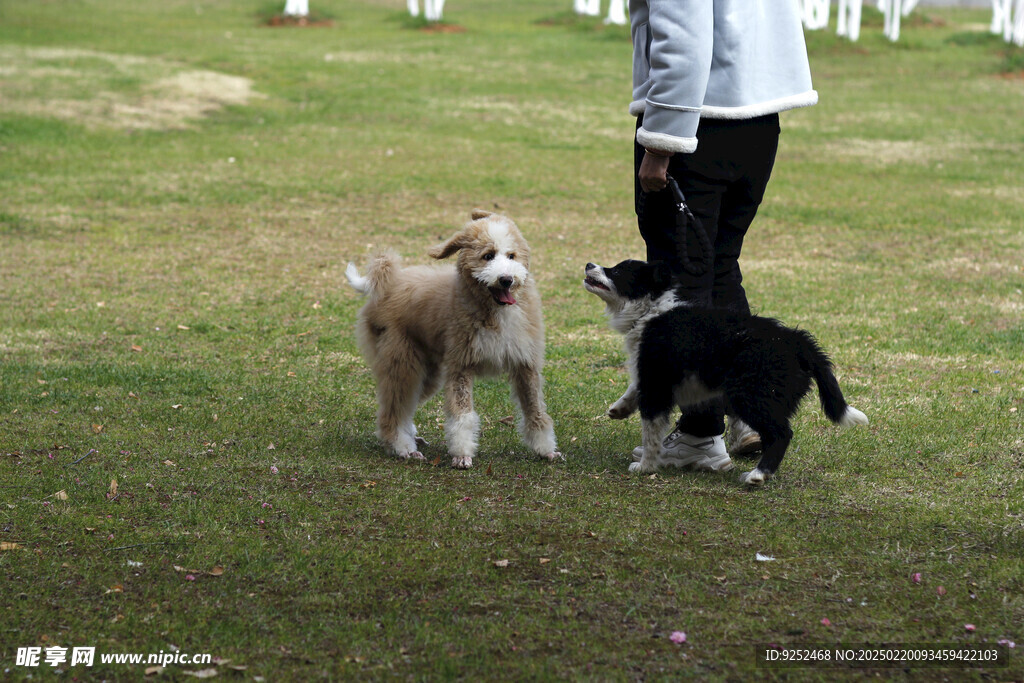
[583,259,868,485]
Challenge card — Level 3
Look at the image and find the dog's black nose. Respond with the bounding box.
[585,263,595,271]
[498,276,514,289]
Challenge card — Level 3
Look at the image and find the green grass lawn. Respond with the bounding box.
[1,0,1022,679]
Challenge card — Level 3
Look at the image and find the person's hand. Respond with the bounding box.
[638,149,672,193]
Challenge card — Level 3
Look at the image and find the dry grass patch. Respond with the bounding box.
[948,185,1024,205]
[0,46,261,130]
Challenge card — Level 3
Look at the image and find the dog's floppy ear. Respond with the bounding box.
[470,209,493,220]
[428,230,472,260]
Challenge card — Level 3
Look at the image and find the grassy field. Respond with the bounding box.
[1,0,1022,679]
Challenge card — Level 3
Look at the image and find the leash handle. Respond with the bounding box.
[639,173,712,277]
[665,174,690,215]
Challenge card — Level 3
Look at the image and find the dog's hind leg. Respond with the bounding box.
[725,369,806,485]
[375,394,422,460]
[373,339,427,460]
[405,359,442,451]
[444,370,479,469]
[509,365,559,461]
[737,422,792,486]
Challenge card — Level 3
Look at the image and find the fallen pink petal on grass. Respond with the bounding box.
[270,466,279,475]
[821,618,832,627]
[965,624,976,632]
[912,573,922,583]
[669,631,687,644]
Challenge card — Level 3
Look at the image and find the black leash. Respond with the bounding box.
[638,173,712,277]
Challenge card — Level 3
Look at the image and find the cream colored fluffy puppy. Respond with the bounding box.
[346,210,559,469]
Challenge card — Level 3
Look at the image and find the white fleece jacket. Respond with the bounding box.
[630,0,817,154]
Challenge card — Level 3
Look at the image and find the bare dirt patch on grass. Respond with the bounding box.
[0,46,262,130]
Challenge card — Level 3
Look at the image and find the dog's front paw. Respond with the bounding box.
[608,386,639,419]
[628,459,656,474]
[607,404,634,420]
[451,455,474,469]
[397,450,424,461]
[539,451,562,462]
[739,468,767,486]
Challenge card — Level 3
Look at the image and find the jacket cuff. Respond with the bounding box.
[636,126,698,155]
[635,101,700,154]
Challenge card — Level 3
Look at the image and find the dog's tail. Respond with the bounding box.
[346,251,399,297]
[795,330,869,428]
[345,262,369,294]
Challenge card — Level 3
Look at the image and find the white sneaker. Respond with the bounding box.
[631,429,734,472]
[726,418,762,457]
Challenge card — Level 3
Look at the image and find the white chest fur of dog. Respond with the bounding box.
[346,210,559,469]
[470,305,542,374]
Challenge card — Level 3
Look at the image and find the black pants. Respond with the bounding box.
[634,113,780,437]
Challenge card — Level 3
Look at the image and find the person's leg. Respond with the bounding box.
[673,401,726,437]
[699,115,780,453]
[703,114,781,314]
[634,116,729,445]
[632,114,781,455]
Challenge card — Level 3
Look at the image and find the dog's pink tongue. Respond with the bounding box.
[498,290,516,305]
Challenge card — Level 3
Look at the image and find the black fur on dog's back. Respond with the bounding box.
[636,309,819,421]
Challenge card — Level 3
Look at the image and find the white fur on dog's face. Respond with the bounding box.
[473,218,529,305]
[584,260,682,335]
[432,214,531,307]
[583,263,623,309]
